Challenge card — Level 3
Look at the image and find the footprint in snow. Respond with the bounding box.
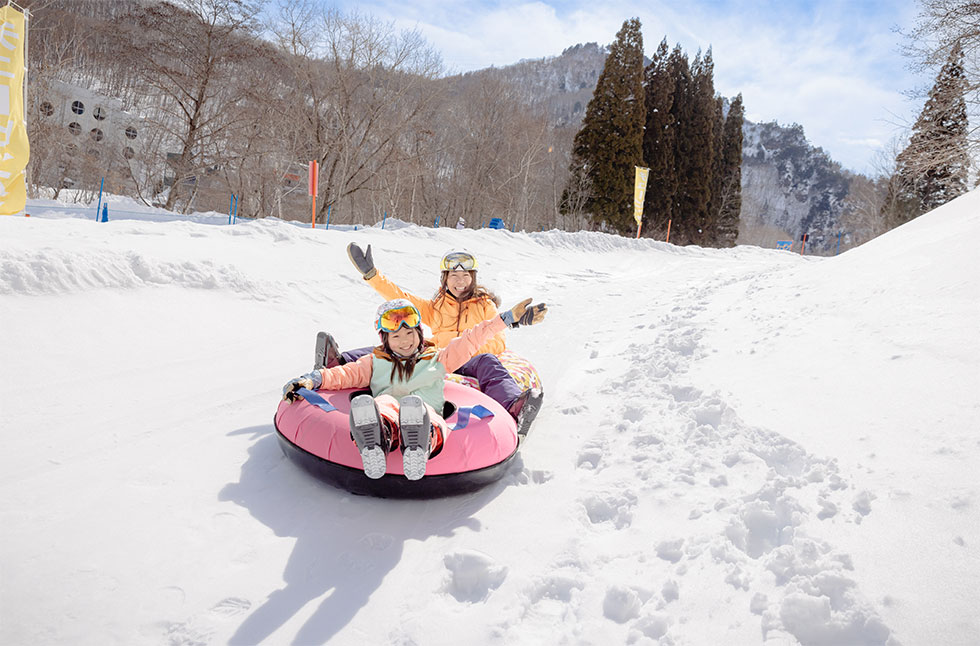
[209,597,251,618]
[582,491,637,529]
[443,550,508,603]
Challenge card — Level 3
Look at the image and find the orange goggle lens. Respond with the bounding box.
[440,252,477,271]
[377,305,421,332]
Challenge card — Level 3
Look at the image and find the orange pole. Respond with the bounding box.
[636,221,642,239]
[311,195,316,229]
[665,219,672,244]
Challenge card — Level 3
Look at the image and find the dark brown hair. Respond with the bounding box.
[378,328,430,382]
[432,270,501,306]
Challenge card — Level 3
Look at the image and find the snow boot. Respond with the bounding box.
[508,388,543,437]
[398,395,432,481]
[314,332,342,370]
[349,394,388,479]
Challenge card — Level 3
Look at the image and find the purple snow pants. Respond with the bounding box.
[341,347,522,410]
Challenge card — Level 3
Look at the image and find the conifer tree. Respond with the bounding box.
[673,49,716,245]
[708,95,725,245]
[884,42,970,227]
[564,18,646,234]
[716,94,744,246]
[666,45,693,241]
[641,38,677,237]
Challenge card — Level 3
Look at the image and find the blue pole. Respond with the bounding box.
[435,216,440,228]
[382,211,387,229]
[228,194,233,224]
[233,194,238,224]
[325,205,331,229]
[95,177,104,221]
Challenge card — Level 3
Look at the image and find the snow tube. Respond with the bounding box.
[274,380,522,499]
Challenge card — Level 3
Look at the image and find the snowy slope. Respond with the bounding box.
[1,193,978,646]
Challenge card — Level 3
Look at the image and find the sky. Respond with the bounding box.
[324,0,933,175]
[2,191,978,644]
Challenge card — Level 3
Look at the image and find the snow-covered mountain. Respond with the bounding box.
[1,190,977,645]
[462,44,859,253]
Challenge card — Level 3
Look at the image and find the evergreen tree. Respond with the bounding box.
[666,45,693,242]
[716,94,744,246]
[707,95,725,245]
[885,42,970,227]
[641,38,677,237]
[674,49,716,245]
[564,18,646,234]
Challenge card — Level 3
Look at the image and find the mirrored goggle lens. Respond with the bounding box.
[377,306,421,332]
[441,252,476,271]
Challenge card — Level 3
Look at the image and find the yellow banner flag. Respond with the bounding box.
[0,5,29,215]
[633,166,649,227]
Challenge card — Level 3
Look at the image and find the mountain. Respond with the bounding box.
[459,44,860,254]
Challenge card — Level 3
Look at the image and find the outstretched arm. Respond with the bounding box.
[439,299,547,372]
[282,355,374,400]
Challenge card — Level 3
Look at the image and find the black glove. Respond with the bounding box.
[500,298,547,327]
[347,243,376,280]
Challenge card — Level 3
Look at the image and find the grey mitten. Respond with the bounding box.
[347,243,377,280]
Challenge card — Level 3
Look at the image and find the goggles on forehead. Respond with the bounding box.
[440,251,478,272]
[376,304,422,332]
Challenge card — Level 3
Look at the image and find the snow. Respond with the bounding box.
[2,191,978,646]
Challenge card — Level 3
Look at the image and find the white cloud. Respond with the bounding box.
[331,0,931,173]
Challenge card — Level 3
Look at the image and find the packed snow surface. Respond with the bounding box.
[2,193,978,645]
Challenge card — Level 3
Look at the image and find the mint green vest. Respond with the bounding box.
[370,354,447,413]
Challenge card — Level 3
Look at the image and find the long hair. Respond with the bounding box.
[433,270,501,306]
[376,327,432,382]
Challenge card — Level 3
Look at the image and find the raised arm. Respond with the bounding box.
[348,243,435,322]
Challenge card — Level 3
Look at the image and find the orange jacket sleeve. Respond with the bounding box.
[316,354,373,390]
[365,271,435,323]
[438,316,508,374]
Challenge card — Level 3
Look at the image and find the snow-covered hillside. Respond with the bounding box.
[1,192,977,645]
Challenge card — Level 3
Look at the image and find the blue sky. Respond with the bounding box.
[324,0,932,174]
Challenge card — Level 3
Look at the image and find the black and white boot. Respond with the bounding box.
[399,395,431,480]
[314,332,342,370]
[349,394,387,479]
[508,388,544,437]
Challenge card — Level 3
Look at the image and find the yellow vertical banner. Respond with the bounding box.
[0,5,28,215]
[633,166,649,236]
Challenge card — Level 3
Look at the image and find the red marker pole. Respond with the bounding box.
[308,160,319,229]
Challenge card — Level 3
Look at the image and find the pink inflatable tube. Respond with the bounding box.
[274,381,521,498]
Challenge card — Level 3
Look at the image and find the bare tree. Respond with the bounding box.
[271,3,443,224]
[111,0,271,212]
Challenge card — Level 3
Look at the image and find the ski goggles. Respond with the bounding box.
[376,304,422,332]
[440,251,478,272]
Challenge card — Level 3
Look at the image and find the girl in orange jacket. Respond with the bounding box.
[284,298,547,480]
[338,245,543,435]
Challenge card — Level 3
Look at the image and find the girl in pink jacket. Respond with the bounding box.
[282,298,547,481]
